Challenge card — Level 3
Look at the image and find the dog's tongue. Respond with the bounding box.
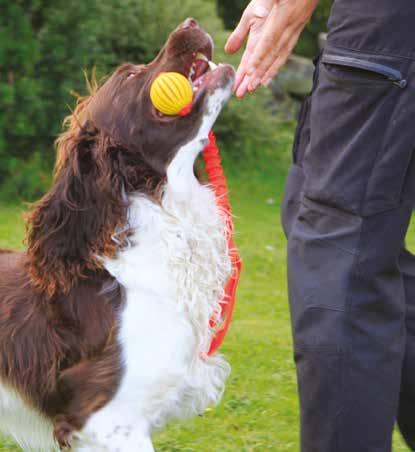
[192,59,209,81]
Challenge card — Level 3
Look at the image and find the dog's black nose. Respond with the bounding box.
[182,18,199,29]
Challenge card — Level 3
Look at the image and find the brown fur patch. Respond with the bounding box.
[25,103,164,298]
[0,252,124,447]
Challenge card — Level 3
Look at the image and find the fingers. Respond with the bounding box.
[245,5,288,84]
[235,0,318,96]
[225,0,273,54]
[240,22,300,94]
[233,2,275,95]
[234,48,252,93]
[224,4,252,54]
[247,22,298,90]
[234,27,259,94]
[227,0,318,97]
[246,0,317,77]
[235,75,251,98]
[260,26,303,86]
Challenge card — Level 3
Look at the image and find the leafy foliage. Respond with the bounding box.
[216,0,248,30]
[296,0,333,57]
[0,0,101,197]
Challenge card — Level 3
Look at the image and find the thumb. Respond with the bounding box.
[225,11,251,54]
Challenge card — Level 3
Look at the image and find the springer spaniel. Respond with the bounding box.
[0,18,235,451]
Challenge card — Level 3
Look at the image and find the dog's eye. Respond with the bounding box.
[126,73,136,80]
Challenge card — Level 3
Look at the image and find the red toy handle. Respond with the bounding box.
[203,131,242,356]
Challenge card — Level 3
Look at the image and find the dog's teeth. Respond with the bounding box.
[208,61,218,70]
[196,52,208,62]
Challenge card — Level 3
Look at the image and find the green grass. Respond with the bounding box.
[0,204,26,251]
[0,158,412,451]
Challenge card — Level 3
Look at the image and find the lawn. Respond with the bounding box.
[0,152,412,451]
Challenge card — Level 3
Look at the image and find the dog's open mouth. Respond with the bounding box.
[186,49,232,102]
[189,52,218,91]
[177,36,233,102]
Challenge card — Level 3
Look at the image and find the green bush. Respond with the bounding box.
[296,0,333,57]
[217,0,248,30]
[0,151,51,201]
[0,0,280,201]
[0,0,102,198]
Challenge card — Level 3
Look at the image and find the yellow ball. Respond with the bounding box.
[150,72,193,116]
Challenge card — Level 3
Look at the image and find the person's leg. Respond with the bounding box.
[397,248,415,449]
[282,45,415,452]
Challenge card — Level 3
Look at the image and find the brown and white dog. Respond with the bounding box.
[0,18,235,451]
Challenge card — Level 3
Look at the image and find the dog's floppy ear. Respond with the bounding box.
[26,98,127,299]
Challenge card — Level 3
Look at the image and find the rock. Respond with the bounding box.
[270,54,314,100]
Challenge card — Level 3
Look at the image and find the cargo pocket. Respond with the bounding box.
[321,54,407,88]
[303,48,412,216]
[288,197,362,350]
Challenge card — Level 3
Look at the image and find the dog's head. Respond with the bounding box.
[86,18,235,174]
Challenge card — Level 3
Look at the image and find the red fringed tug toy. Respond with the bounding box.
[203,131,242,356]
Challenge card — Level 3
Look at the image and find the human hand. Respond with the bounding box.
[225,0,274,98]
[225,0,319,98]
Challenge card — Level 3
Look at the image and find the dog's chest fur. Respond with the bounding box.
[80,179,232,441]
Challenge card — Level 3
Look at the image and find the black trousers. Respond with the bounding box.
[281,1,415,451]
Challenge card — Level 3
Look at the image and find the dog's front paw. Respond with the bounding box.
[53,414,79,450]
